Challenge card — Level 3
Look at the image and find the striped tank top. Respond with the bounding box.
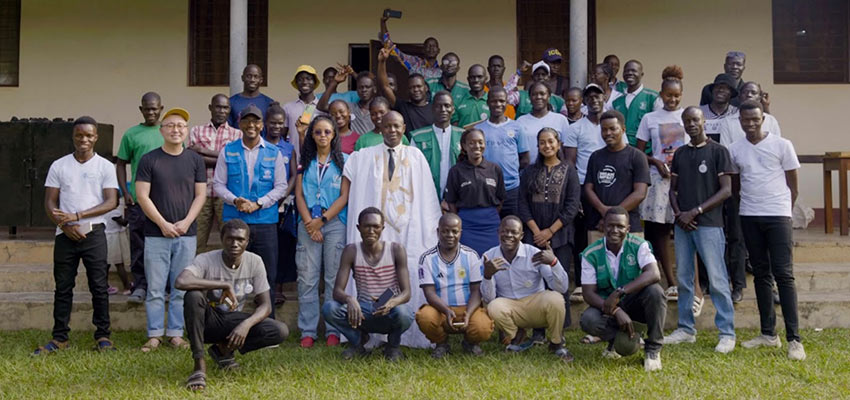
[353,241,400,303]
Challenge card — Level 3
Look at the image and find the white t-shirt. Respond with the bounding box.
[635,108,688,172]
[729,133,800,217]
[44,153,119,235]
[722,113,782,147]
[516,111,571,164]
[563,117,604,184]
[581,238,656,284]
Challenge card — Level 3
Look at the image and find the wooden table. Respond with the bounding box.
[823,155,850,235]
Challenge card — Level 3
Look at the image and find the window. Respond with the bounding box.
[0,0,20,87]
[773,0,849,84]
[188,0,268,86]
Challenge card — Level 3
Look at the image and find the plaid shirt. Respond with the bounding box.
[382,32,442,79]
[189,121,242,197]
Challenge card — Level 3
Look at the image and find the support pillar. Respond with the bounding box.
[569,0,588,88]
[229,0,248,96]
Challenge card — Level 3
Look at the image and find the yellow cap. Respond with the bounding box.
[291,65,320,90]
[161,107,189,122]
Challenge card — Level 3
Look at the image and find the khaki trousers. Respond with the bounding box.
[196,197,224,253]
[486,290,565,345]
[415,304,494,344]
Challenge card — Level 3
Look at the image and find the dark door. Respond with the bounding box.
[0,122,32,227]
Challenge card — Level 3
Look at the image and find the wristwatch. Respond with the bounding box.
[256,199,264,208]
[697,206,704,214]
[321,215,328,223]
[615,286,626,297]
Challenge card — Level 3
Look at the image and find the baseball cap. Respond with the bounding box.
[542,48,563,62]
[161,107,189,122]
[239,104,263,120]
[292,65,320,90]
[532,60,550,75]
[583,83,605,96]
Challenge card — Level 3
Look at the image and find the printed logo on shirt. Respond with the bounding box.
[597,165,617,187]
[639,101,647,111]
[626,254,637,267]
[226,151,240,157]
[457,268,466,279]
[282,156,290,164]
[480,112,488,120]
[437,272,445,279]
[418,267,425,280]
[698,160,708,174]
[460,181,471,188]
[485,178,497,187]
[263,157,276,161]
[262,170,272,180]
[506,129,516,138]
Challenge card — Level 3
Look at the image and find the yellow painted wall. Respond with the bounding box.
[0,0,516,148]
[596,0,850,208]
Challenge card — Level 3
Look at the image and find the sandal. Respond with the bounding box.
[208,344,240,370]
[580,335,602,345]
[692,296,705,318]
[185,371,206,392]
[107,286,118,295]
[665,285,679,301]
[141,337,162,353]
[168,336,190,350]
[94,338,117,352]
[32,339,69,356]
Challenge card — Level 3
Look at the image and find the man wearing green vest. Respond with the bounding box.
[611,60,662,151]
[426,53,469,106]
[410,91,463,198]
[579,206,666,372]
[453,64,488,128]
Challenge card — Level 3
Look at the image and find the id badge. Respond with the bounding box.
[311,204,322,219]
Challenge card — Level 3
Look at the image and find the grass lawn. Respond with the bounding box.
[2,328,849,399]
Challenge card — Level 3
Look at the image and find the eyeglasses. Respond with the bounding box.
[162,123,188,130]
[313,130,334,137]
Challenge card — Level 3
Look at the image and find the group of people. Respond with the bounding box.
[35,11,806,392]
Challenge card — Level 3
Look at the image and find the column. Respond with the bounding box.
[230,0,248,96]
[569,0,588,88]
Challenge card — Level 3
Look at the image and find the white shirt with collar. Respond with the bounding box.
[212,138,288,209]
[624,84,663,111]
[433,124,453,193]
[580,237,656,284]
[480,243,569,303]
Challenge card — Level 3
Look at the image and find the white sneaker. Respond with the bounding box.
[787,340,806,361]
[692,296,704,318]
[715,337,736,354]
[602,348,621,359]
[742,334,782,349]
[644,351,662,372]
[663,329,696,345]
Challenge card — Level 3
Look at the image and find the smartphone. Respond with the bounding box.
[451,321,465,329]
[299,104,316,125]
[223,296,236,310]
[77,222,93,235]
[374,288,394,309]
[384,9,402,19]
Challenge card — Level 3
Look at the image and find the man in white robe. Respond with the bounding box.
[343,111,441,348]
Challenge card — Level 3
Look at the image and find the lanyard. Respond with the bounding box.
[315,160,330,192]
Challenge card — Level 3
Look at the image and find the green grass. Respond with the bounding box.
[2,329,849,399]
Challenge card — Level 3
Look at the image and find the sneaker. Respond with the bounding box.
[384,346,404,362]
[602,348,622,359]
[787,340,806,360]
[644,351,662,372]
[127,288,145,304]
[663,329,696,345]
[530,329,546,345]
[341,344,369,360]
[742,334,781,349]
[461,340,484,356]
[664,285,678,301]
[715,337,736,354]
[326,334,340,347]
[431,342,450,359]
[505,340,534,353]
[731,288,743,304]
[692,296,704,318]
[570,287,584,302]
[300,337,315,348]
[549,343,574,362]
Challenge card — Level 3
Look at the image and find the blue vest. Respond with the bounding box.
[222,139,279,224]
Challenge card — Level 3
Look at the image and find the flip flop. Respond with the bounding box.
[32,339,69,356]
[208,345,239,370]
[580,335,602,344]
[94,338,117,352]
[185,371,206,392]
[141,337,162,353]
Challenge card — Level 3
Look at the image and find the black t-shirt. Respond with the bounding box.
[443,159,506,209]
[585,145,650,231]
[135,148,206,237]
[670,140,734,227]
[396,101,433,137]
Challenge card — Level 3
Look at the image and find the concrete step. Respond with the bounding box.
[0,240,54,265]
[567,289,850,330]
[0,264,129,293]
[744,263,850,292]
[0,291,298,332]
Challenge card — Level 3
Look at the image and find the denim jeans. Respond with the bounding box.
[295,217,345,339]
[322,299,413,347]
[740,216,799,342]
[144,235,195,337]
[674,226,735,338]
[247,223,278,318]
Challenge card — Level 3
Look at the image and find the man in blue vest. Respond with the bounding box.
[213,105,288,316]
[579,206,666,372]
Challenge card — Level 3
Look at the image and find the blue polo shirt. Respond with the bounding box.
[475,118,527,191]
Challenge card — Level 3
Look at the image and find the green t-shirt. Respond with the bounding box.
[453,92,489,128]
[426,77,470,106]
[353,130,409,151]
[117,124,164,201]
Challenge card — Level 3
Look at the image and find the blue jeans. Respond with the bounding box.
[144,235,195,337]
[295,217,346,339]
[321,299,413,347]
[674,226,735,338]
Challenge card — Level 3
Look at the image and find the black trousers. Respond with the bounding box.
[128,204,147,291]
[741,216,800,342]
[276,221,297,284]
[580,283,667,353]
[247,223,278,317]
[52,225,110,341]
[184,290,289,359]
[500,188,519,218]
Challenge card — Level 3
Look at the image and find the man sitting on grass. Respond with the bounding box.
[579,206,667,372]
[322,207,414,362]
[416,213,494,358]
[175,219,289,391]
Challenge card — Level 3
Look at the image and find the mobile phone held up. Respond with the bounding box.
[374,288,395,309]
[384,9,402,19]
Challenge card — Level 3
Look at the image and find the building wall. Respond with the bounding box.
[0,0,516,148]
[596,0,849,208]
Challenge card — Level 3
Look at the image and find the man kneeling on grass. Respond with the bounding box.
[175,219,289,391]
[322,207,414,362]
[416,213,494,358]
[579,206,667,372]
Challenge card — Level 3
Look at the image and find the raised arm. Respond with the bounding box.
[377,46,398,107]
